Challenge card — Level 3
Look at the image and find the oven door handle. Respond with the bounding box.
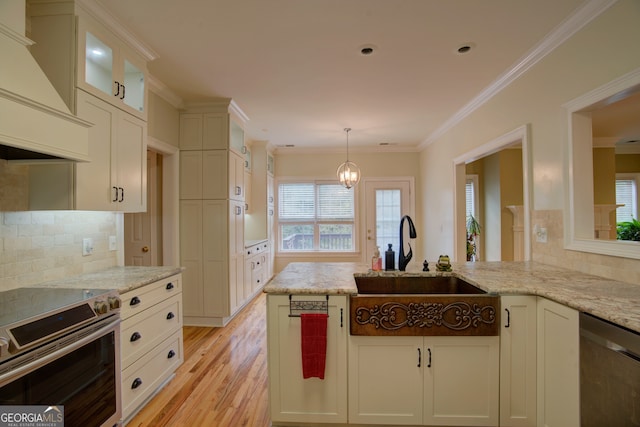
[0,317,120,388]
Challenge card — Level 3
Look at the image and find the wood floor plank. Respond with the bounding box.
[126,292,270,427]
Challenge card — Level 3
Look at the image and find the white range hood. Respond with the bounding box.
[0,0,89,161]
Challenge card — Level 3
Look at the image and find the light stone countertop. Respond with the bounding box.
[34,266,184,294]
[263,261,640,334]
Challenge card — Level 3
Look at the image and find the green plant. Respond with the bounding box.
[617,218,640,241]
[466,215,481,261]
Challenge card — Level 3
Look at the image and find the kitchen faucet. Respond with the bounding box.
[398,215,417,271]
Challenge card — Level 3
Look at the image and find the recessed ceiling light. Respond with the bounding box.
[455,42,476,55]
[359,44,377,56]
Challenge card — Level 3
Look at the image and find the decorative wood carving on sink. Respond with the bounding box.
[350,295,500,336]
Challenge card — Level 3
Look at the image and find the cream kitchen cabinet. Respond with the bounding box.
[119,274,184,423]
[500,295,537,427]
[180,199,245,326]
[537,297,580,427]
[244,241,269,297]
[348,335,499,426]
[75,90,146,212]
[267,294,348,425]
[244,140,275,261]
[28,0,150,120]
[179,102,249,326]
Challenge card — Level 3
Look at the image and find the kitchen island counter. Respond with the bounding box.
[264,261,640,333]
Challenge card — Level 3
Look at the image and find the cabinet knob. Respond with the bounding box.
[142,246,149,253]
[130,296,141,306]
[167,350,176,359]
[131,377,143,389]
[130,332,142,342]
[166,312,175,320]
[166,282,174,290]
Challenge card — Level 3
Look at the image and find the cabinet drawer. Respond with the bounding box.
[120,274,181,320]
[121,330,183,420]
[121,294,182,367]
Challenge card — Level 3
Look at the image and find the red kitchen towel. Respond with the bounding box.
[300,313,328,379]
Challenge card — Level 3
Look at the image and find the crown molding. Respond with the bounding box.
[76,0,159,62]
[147,74,183,109]
[273,145,420,155]
[419,0,618,150]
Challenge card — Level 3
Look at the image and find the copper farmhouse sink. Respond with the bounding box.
[354,275,486,295]
[350,275,500,336]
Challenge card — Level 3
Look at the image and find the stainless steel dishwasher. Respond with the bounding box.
[580,312,640,426]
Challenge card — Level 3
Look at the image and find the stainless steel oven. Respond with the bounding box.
[0,287,122,427]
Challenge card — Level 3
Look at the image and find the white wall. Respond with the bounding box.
[419,0,640,283]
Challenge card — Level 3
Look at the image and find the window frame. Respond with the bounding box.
[276,179,359,254]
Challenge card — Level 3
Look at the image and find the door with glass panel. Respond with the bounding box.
[364,180,412,269]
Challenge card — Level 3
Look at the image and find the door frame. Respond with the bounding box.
[452,124,532,262]
[148,136,180,266]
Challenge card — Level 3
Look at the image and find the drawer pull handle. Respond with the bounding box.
[167,350,176,359]
[505,308,511,328]
[130,332,142,342]
[417,348,422,368]
[131,377,143,389]
[427,348,432,368]
[130,296,141,306]
[166,312,175,320]
[166,282,174,290]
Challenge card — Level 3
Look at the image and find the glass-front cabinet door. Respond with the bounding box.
[78,21,147,120]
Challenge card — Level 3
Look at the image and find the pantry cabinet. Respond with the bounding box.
[537,297,580,427]
[500,295,537,427]
[179,102,249,326]
[267,294,348,425]
[348,335,499,426]
[119,274,183,422]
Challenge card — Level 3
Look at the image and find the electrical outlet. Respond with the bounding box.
[536,227,548,243]
[109,235,117,251]
[82,238,94,256]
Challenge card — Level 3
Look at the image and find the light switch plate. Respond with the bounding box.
[82,238,94,256]
[109,235,117,251]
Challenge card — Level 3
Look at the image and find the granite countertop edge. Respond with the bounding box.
[263,261,640,334]
[34,266,185,294]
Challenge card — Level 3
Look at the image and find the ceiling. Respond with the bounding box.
[96,0,589,150]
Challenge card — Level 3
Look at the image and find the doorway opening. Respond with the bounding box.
[453,125,532,262]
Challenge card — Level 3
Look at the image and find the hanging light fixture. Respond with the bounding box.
[336,127,361,189]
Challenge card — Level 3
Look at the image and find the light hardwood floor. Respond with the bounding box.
[126,292,271,427]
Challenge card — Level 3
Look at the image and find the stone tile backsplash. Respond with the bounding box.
[0,211,118,291]
[532,209,640,285]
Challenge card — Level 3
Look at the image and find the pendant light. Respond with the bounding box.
[336,128,361,189]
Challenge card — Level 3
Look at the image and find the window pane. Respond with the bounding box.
[318,184,354,219]
[319,224,353,251]
[375,189,401,264]
[616,179,637,223]
[281,224,314,251]
[279,183,314,220]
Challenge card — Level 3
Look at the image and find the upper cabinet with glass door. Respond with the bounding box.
[78,17,148,120]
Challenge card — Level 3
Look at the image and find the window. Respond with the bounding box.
[616,175,639,223]
[278,182,355,251]
[465,175,479,220]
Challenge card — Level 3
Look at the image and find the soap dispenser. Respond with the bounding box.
[372,246,382,271]
[385,244,395,271]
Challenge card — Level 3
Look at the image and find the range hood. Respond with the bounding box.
[0,0,89,161]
